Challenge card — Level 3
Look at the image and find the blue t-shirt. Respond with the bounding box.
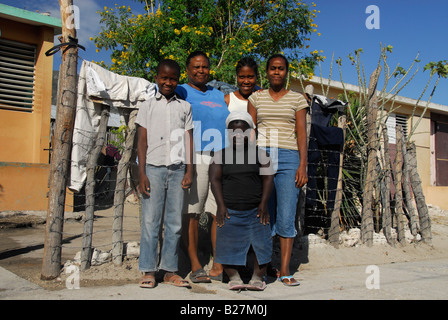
[176,84,229,152]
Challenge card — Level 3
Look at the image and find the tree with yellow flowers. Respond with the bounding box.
[92,0,324,86]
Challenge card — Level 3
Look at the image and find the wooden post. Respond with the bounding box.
[407,142,432,245]
[112,109,138,265]
[402,140,419,236]
[328,114,346,247]
[381,125,395,246]
[361,66,381,246]
[395,125,406,245]
[81,105,110,271]
[41,0,79,280]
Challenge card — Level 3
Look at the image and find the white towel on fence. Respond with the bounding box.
[69,60,156,192]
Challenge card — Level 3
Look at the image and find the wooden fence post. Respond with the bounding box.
[328,114,346,247]
[81,105,110,271]
[361,66,381,246]
[395,125,406,245]
[381,125,395,246]
[112,109,138,265]
[402,140,419,236]
[407,142,432,245]
[41,0,78,280]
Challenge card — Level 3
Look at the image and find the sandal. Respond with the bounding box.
[139,273,156,288]
[247,279,267,291]
[278,275,300,286]
[208,272,223,281]
[163,273,191,288]
[228,280,246,291]
[189,268,211,283]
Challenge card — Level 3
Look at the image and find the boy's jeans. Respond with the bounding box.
[139,163,185,273]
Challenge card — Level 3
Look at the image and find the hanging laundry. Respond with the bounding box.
[69,60,156,192]
[306,94,346,218]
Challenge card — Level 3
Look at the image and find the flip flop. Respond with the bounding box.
[163,273,191,288]
[246,279,267,291]
[228,280,246,291]
[208,272,223,281]
[278,275,300,286]
[189,268,211,283]
[139,273,156,288]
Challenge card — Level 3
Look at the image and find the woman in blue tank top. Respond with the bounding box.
[176,51,229,283]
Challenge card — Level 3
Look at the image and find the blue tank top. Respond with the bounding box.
[176,84,229,152]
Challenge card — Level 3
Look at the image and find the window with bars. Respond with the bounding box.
[0,38,36,112]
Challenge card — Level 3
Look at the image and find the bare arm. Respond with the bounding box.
[295,108,308,188]
[137,125,150,196]
[224,93,230,106]
[248,100,257,125]
[258,150,274,225]
[182,129,194,189]
[209,151,229,227]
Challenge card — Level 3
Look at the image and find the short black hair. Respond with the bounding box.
[266,53,289,72]
[186,50,210,67]
[236,57,258,78]
[156,59,181,77]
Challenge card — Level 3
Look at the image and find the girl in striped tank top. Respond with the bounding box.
[248,54,308,287]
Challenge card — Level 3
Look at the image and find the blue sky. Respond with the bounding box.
[2,0,447,105]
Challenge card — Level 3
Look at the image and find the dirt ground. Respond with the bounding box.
[1,202,448,291]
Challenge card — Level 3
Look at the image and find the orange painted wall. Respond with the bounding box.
[0,17,74,211]
[0,18,53,164]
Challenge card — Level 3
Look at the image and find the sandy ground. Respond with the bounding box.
[1,202,448,292]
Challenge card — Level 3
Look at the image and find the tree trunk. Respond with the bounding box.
[41,0,78,280]
[394,125,406,245]
[112,109,138,265]
[381,125,395,246]
[361,66,381,246]
[407,142,432,245]
[402,140,419,236]
[81,105,110,271]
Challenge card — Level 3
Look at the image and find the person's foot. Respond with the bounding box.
[247,279,267,291]
[139,272,156,288]
[189,268,211,283]
[209,262,223,280]
[278,275,300,286]
[163,272,191,287]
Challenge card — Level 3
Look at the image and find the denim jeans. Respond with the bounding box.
[139,163,185,272]
[263,147,301,238]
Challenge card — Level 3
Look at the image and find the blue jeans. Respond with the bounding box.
[139,164,185,272]
[263,147,301,238]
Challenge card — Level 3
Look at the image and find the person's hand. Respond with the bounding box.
[216,205,230,227]
[139,175,150,197]
[181,171,193,189]
[295,165,308,188]
[257,203,270,225]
